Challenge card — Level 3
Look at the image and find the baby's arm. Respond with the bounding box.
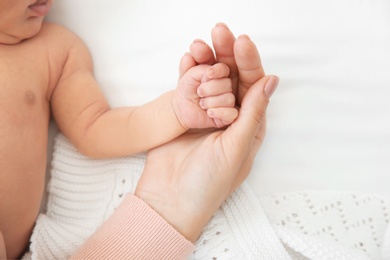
[50,29,197,158]
[50,27,235,158]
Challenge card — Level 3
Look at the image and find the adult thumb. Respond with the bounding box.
[228,75,279,150]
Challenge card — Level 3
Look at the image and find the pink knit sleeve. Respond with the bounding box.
[70,193,195,259]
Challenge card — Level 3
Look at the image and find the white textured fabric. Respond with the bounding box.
[382,225,390,259]
[27,134,390,259]
[31,134,146,260]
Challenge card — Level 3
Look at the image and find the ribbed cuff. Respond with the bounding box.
[71,194,195,259]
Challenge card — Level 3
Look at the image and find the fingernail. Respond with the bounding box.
[197,86,204,97]
[215,22,230,30]
[193,39,206,44]
[264,76,279,98]
[199,99,206,109]
[207,109,215,117]
[238,34,251,40]
[207,67,215,78]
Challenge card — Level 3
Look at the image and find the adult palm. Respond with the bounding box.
[136,24,278,242]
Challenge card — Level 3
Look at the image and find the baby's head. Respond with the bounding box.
[0,0,53,44]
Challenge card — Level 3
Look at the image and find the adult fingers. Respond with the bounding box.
[234,34,265,105]
[223,75,278,164]
[211,23,239,96]
[179,52,197,79]
[231,76,278,193]
[180,39,216,79]
[189,39,216,65]
[230,119,267,194]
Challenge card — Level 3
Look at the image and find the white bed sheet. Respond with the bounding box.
[46,0,390,201]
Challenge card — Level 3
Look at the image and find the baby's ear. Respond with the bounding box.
[179,52,197,79]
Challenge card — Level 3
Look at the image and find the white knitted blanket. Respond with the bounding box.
[26,134,390,260]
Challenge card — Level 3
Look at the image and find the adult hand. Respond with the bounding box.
[135,25,279,242]
[187,23,268,106]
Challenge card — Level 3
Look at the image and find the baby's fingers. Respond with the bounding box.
[202,63,230,82]
[197,78,232,98]
[199,93,235,110]
[207,107,239,128]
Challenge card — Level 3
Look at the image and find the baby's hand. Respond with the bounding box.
[173,54,238,129]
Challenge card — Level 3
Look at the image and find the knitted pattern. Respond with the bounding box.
[30,134,145,259]
[27,134,390,259]
[260,192,390,259]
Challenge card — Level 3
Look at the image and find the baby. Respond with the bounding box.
[0,0,237,258]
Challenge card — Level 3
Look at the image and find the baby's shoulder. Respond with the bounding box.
[39,23,82,46]
[35,23,93,95]
[38,23,92,68]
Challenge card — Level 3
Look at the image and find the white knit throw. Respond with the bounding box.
[25,134,390,260]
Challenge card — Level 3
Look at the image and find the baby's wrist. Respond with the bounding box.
[170,90,190,131]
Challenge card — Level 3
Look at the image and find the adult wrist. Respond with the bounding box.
[72,194,194,259]
[134,190,206,243]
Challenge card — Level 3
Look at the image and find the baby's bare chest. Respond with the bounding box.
[0,42,59,178]
[0,43,55,125]
[0,44,56,244]
[0,29,69,172]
